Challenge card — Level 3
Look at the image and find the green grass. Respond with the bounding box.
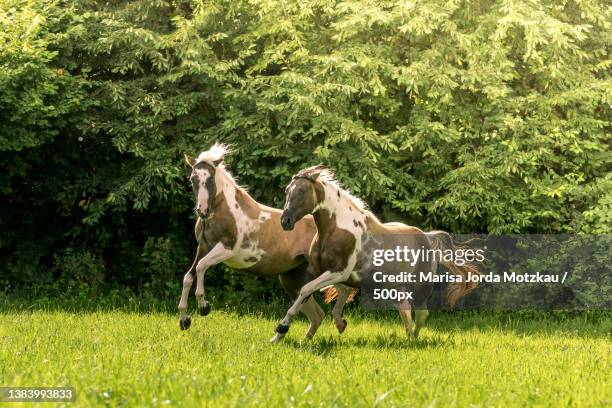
[1,305,610,407]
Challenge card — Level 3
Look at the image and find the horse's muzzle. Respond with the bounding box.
[194,207,210,219]
[280,213,294,231]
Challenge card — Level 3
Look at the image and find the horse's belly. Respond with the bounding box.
[245,252,302,276]
[224,257,257,269]
[223,248,299,275]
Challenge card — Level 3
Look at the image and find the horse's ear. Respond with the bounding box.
[212,158,223,167]
[184,154,196,167]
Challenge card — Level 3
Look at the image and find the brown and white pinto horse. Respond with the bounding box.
[178,144,325,338]
[273,166,479,342]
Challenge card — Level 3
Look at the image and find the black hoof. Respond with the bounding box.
[337,319,347,334]
[276,323,290,334]
[198,302,211,316]
[180,317,191,331]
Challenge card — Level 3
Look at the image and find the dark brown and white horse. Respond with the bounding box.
[273,166,479,342]
[179,144,325,339]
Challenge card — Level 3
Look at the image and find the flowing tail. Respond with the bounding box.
[426,231,481,308]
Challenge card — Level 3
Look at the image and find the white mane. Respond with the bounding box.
[195,143,230,165]
[317,168,367,211]
[194,143,248,193]
[296,166,371,214]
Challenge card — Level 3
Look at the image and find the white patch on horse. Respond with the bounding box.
[214,166,266,269]
[195,168,211,211]
[283,185,295,212]
[316,176,366,281]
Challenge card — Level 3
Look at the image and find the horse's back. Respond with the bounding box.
[380,222,429,242]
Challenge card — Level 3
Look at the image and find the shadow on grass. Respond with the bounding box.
[268,309,611,342]
[279,332,456,356]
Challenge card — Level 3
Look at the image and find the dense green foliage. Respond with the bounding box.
[1,0,610,295]
[1,306,610,406]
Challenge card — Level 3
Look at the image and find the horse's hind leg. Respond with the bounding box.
[412,261,433,338]
[396,300,415,339]
[301,297,325,340]
[278,265,325,341]
[332,284,351,333]
[414,308,429,338]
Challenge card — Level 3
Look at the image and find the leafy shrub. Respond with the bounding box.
[52,248,105,293]
[140,236,189,298]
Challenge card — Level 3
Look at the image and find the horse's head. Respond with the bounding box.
[281,167,324,231]
[184,143,229,219]
[185,156,218,219]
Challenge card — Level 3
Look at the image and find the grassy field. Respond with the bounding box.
[1,304,610,407]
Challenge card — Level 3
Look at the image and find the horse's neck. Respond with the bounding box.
[313,208,336,236]
[214,167,259,216]
[314,186,368,235]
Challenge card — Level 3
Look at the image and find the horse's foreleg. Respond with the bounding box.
[332,284,351,333]
[271,271,345,343]
[178,245,206,330]
[194,242,233,317]
[301,297,325,341]
[278,267,325,341]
